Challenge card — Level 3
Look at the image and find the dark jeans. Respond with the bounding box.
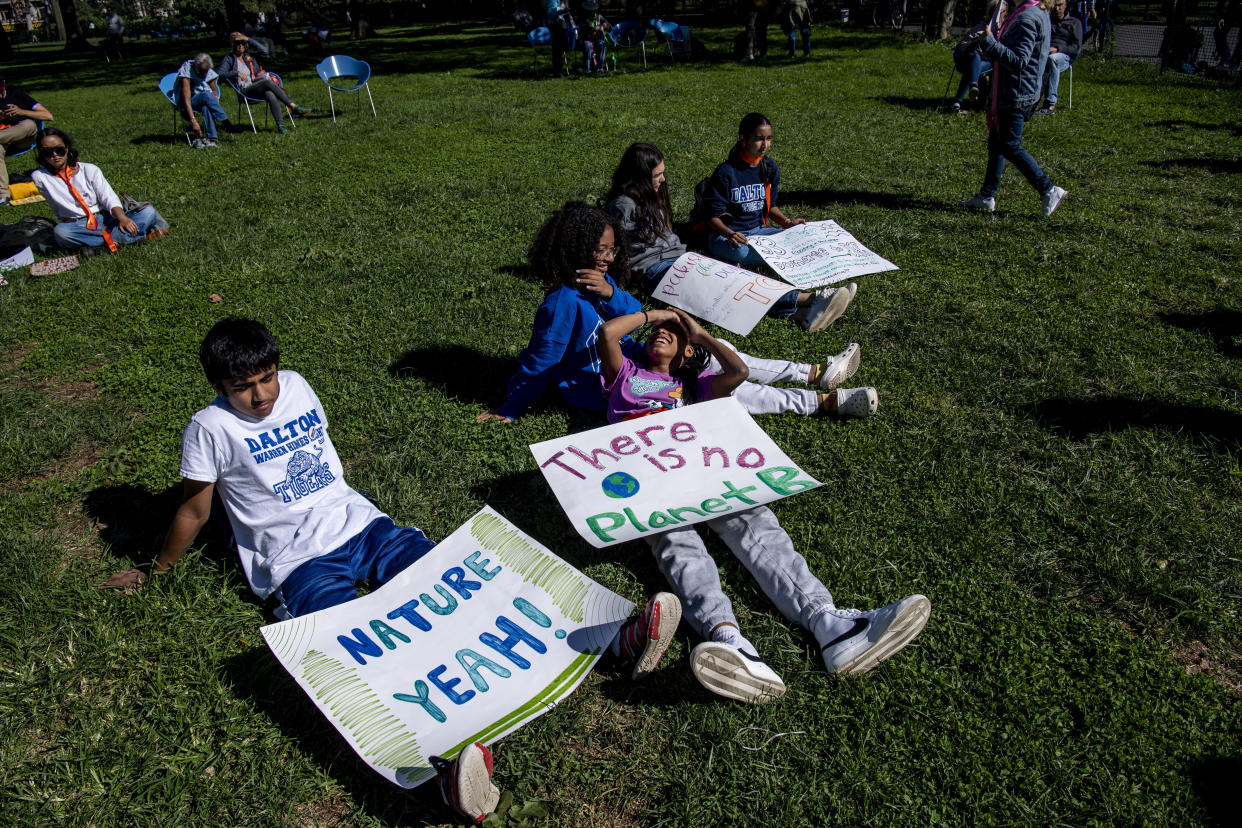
[745,8,770,57]
[981,106,1052,198]
[241,77,293,125]
[953,51,991,102]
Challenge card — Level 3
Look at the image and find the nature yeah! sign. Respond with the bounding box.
[260,507,633,788]
[529,398,822,548]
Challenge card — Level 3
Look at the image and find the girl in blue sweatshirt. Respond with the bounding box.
[478,202,641,423]
[703,113,857,333]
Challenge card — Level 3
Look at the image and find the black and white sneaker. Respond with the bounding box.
[818,595,931,676]
[691,641,786,703]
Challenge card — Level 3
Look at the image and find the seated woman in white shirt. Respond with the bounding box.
[30,128,168,252]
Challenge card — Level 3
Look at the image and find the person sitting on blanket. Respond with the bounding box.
[101,317,679,825]
[217,32,310,135]
[30,128,169,253]
[0,77,54,206]
[597,305,931,703]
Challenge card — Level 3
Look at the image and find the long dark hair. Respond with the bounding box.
[36,127,80,171]
[728,112,776,183]
[604,142,673,244]
[641,322,710,406]
[528,201,631,291]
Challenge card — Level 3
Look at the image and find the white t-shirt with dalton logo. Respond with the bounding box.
[180,370,384,599]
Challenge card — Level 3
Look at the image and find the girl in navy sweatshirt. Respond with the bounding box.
[703,113,856,332]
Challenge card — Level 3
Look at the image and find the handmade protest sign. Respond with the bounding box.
[745,220,899,289]
[260,506,633,789]
[529,397,821,548]
[650,251,794,336]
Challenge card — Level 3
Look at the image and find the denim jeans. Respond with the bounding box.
[981,107,1052,198]
[953,51,991,102]
[53,204,167,250]
[1043,51,1072,105]
[707,224,783,269]
[277,517,437,617]
[647,505,836,639]
[183,88,229,138]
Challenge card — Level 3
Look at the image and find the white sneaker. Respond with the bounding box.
[690,641,786,703]
[833,386,878,418]
[818,342,861,390]
[802,284,854,332]
[818,595,931,676]
[960,193,996,212]
[1042,185,1067,217]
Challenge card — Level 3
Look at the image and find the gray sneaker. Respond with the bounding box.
[820,595,931,675]
[802,283,855,332]
[1042,185,1067,217]
[960,193,996,211]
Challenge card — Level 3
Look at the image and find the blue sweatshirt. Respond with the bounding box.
[705,156,780,234]
[496,276,642,419]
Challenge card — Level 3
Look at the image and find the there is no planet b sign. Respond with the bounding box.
[529,398,822,548]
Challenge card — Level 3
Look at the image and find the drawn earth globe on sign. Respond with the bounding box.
[601,471,640,499]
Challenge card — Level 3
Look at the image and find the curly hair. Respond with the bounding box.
[528,201,631,292]
[604,143,674,245]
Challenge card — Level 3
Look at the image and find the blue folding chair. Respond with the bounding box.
[528,26,552,76]
[610,21,648,69]
[315,55,376,122]
[649,19,690,62]
[226,72,296,133]
[159,72,211,145]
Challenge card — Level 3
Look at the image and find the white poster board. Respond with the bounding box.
[529,397,821,548]
[260,506,633,789]
[746,220,899,289]
[651,252,794,336]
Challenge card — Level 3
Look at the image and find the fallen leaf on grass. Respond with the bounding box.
[210,293,223,303]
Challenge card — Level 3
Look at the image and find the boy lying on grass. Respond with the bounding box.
[102,316,680,825]
[597,307,931,702]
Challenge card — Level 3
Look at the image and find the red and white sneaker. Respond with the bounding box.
[430,742,500,825]
[614,592,681,680]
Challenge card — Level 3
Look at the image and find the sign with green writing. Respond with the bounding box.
[260,507,633,788]
[530,398,822,547]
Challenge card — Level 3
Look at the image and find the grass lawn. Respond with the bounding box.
[1,19,1240,827]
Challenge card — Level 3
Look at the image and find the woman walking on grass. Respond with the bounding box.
[959,0,1069,216]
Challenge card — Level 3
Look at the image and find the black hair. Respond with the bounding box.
[528,201,631,291]
[199,317,281,385]
[641,322,710,406]
[36,127,80,171]
[728,112,777,184]
[603,142,673,244]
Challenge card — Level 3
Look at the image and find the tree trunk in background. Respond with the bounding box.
[225,0,245,32]
[0,25,12,60]
[50,0,89,48]
[925,0,960,40]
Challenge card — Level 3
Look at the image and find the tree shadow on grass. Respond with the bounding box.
[1159,309,1242,358]
[1146,119,1242,137]
[1141,157,1242,175]
[1190,755,1242,828]
[876,94,949,111]
[129,133,191,146]
[1019,397,1242,450]
[389,345,518,407]
[497,263,538,286]
[781,188,953,211]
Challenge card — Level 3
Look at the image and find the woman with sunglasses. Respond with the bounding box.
[30,127,169,252]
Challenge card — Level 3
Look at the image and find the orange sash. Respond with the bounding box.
[59,166,118,253]
[738,153,774,228]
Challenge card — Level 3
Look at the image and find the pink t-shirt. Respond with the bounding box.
[603,356,716,424]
